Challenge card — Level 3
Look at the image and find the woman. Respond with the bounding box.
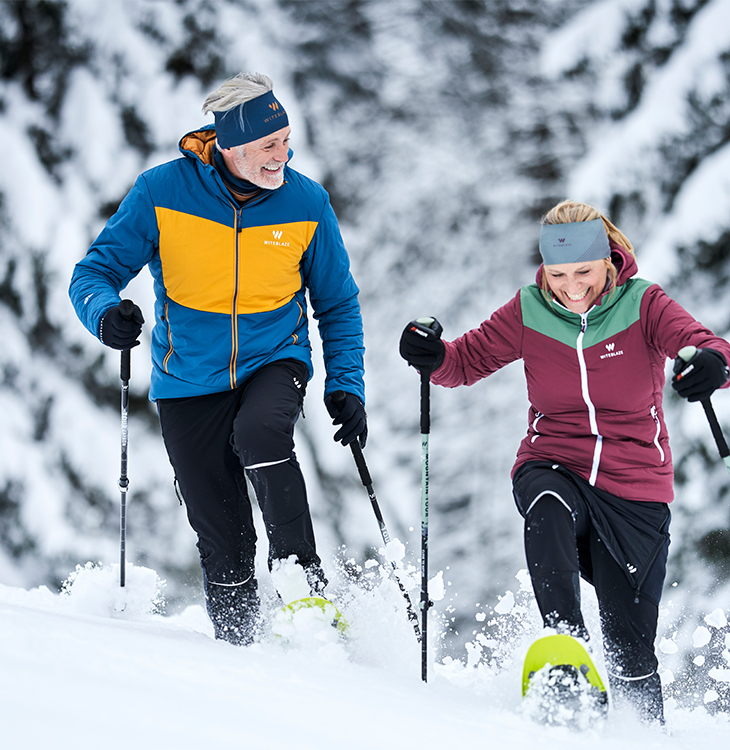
[399,200,730,723]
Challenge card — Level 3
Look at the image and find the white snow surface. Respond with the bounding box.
[1,562,729,748]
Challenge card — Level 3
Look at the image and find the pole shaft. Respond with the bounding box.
[349,443,422,640]
[420,369,431,683]
[678,348,730,472]
[701,399,730,459]
[120,491,127,587]
[119,349,131,588]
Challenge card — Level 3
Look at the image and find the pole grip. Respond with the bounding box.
[701,399,730,459]
[119,299,135,319]
[678,345,697,364]
[119,299,134,383]
[420,369,431,434]
[350,441,373,487]
[120,349,131,383]
[118,299,135,382]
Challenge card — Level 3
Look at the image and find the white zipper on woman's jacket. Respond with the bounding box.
[530,412,544,443]
[650,405,665,462]
[577,312,603,485]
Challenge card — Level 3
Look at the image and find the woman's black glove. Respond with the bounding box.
[399,317,445,373]
[672,347,729,402]
[324,390,368,448]
[99,302,145,350]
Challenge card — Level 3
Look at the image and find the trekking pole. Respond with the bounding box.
[118,299,135,587]
[420,367,431,682]
[677,346,730,472]
[348,440,422,643]
[408,316,443,683]
[328,391,422,641]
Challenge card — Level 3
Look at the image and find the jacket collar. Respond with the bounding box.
[179,125,217,165]
[178,126,295,204]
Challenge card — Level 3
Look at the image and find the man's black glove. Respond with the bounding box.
[325,390,367,448]
[399,317,445,373]
[99,302,145,350]
[672,347,729,402]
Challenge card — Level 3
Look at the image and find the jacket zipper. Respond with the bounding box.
[216,180,275,390]
[530,412,544,443]
[650,405,665,462]
[631,510,670,602]
[229,206,242,389]
[576,312,603,485]
[291,301,304,343]
[162,301,173,373]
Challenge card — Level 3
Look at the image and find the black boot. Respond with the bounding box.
[608,670,665,725]
[206,577,261,646]
[304,563,328,597]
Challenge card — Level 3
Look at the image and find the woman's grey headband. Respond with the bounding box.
[539,219,610,266]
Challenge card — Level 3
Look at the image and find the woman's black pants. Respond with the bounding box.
[513,463,669,723]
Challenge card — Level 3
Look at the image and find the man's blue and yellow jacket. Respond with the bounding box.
[69,126,365,403]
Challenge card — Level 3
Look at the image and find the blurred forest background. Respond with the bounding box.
[1,0,729,708]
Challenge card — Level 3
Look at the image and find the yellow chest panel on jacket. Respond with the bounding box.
[156,207,318,314]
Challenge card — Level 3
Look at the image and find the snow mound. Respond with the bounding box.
[60,561,165,619]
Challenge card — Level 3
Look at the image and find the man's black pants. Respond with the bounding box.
[157,359,323,590]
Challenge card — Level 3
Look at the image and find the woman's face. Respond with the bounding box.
[544,259,608,313]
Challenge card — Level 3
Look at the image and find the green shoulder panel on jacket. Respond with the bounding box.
[520,278,654,349]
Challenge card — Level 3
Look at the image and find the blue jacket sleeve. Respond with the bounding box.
[303,198,366,404]
[69,175,158,339]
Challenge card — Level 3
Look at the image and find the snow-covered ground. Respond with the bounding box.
[1,560,727,749]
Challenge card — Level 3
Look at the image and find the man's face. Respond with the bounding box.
[220,126,290,189]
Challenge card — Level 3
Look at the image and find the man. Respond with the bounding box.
[70,72,367,645]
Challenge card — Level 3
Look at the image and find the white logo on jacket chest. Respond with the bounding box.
[264,229,290,247]
[600,342,624,359]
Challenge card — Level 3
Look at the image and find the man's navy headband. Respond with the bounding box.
[539,219,610,266]
[213,90,289,149]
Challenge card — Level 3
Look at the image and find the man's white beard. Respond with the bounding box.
[228,149,284,189]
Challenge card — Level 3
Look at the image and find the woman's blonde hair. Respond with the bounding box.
[539,200,635,300]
